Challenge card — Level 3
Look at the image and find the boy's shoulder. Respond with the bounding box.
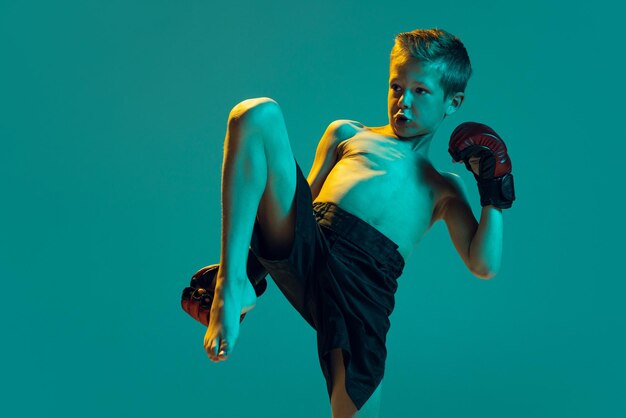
[328,119,365,138]
[331,119,364,128]
[431,170,471,222]
[437,171,468,199]
[439,170,463,187]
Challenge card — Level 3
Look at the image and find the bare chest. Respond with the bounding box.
[313,133,443,259]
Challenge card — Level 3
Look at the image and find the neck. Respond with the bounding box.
[380,124,433,156]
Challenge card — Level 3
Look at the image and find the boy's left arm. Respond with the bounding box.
[440,173,503,279]
[442,122,516,280]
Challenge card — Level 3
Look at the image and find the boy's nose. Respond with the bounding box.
[399,94,412,108]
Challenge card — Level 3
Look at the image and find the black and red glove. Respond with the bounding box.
[448,122,516,209]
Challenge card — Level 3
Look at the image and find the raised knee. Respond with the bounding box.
[228,97,281,130]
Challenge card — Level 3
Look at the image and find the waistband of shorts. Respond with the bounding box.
[312,202,405,276]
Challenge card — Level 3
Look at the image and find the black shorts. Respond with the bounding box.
[249,160,405,410]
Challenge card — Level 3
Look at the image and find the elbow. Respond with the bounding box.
[470,263,498,280]
[475,270,497,280]
[468,251,501,280]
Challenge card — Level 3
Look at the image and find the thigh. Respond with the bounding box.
[249,160,325,329]
[232,97,298,260]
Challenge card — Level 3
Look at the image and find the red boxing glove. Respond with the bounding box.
[448,122,516,209]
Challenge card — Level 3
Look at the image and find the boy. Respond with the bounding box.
[185,28,514,417]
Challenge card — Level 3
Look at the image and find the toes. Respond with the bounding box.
[205,338,220,362]
[218,341,230,359]
[206,336,234,362]
[211,338,232,361]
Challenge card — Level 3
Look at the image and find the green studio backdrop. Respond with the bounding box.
[1,0,624,417]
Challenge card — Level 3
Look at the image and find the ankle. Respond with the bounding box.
[215,273,248,295]
[216,265,248,284]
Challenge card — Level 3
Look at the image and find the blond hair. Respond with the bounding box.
[391,28,472,100]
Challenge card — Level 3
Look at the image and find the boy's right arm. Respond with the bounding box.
[307,120,358,200]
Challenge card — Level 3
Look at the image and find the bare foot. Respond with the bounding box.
[203,275,257,362]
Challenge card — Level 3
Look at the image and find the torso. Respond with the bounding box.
[313,122,452,262]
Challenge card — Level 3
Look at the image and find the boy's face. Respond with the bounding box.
[387,54,463,140]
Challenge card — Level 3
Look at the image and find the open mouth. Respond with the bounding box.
[395,114,410,123]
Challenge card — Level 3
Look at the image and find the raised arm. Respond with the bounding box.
[307,120,358,201]
[440,172,503,279]
[443,121,515,279]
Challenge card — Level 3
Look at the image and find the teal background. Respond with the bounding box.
[1,0,624,417]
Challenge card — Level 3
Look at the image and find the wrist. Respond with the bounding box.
[476,173,515,209]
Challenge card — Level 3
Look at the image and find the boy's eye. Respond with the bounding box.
[390,84,427,95]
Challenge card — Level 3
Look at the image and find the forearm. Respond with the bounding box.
[469,205,503,279]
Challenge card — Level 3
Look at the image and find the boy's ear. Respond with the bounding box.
[444,92,465,118]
